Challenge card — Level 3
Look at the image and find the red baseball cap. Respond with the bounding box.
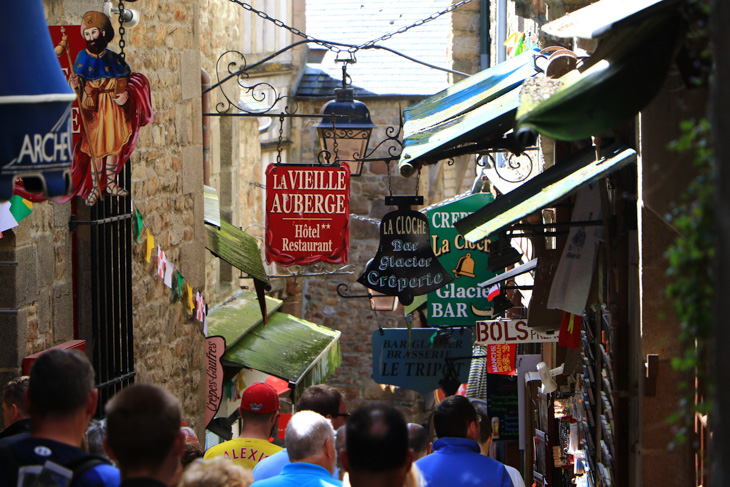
[239,382,280,414]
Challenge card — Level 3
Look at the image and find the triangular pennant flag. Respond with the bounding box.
[163,259,174,288]
[8,195,32,223]
[195,292,206,322]
[558,312,582,349]
[487,284,500,302]
[133,209,144,242]
[187,284,194,312]
[177,272,184,301]
[145,229,155,263]
[0,202,19,233]
[157,246,166,278]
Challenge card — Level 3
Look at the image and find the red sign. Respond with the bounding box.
[486,343,517,375]
[265,164,350,266]
[205,336,226,427]
[49,26,84,148]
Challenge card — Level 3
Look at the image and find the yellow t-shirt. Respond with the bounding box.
[204,437,283,470]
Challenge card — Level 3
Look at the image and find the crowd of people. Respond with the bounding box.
[0,349,525,487]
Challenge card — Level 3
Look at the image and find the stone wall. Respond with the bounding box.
[0,0,268,434]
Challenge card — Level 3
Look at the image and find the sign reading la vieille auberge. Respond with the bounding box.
[265,164,350,266]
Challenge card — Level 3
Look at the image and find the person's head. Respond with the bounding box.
[28,349,97,423]
[342,403,413,487]
[105,383,184,480]
[2,376,29,427]
[238,382,280,438]
[469,399,493,456]
[80,11,114,54]
[433,395,479,441]
[285,410,337,474]
[85,418,108,458]
[297,384,348,430]
[181,426,201,450]
[407,423,432,460]
[178,456,253,487]
[335,425,347,480]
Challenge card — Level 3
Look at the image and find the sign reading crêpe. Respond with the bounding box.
[265,164,350,266]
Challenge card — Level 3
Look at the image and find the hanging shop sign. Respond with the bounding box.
[475,319,559,345]
[371,327,473,394]
[358,196,452,305]
[265,163,350,266]
[205,335,226,427]
[427,193,498,325]
[486,344,517,375]
[486,373,519,441]
[1,2,77,202]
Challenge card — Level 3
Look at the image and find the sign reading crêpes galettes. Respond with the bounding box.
[265,163,350,266]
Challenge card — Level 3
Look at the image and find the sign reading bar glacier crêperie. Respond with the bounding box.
[265,164,350,266]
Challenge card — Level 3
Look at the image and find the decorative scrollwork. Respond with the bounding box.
[493,151,534,183]
[212,50,299,115]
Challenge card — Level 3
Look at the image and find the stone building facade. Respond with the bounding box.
[0,0,274,436]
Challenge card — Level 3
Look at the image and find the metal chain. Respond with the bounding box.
[228,0,343,52]
[357,0,474,51]
[276,114,285,164]
[118,0,126,59]
[228,0,473,54]
[415,168,421,197]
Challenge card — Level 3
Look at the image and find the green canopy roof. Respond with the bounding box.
[205,220,269,285]
[454,142,636,243]
[398,49,539,176]
[222,312,341,394]
[206,292,282,346]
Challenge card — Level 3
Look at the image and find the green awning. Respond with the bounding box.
[541,0,682,39]
[398,49,539,177]
[207,292,282,346]
[515,10,683,142]
[454,142,636,243]
[205,220,269,285]
[222,312,341,394]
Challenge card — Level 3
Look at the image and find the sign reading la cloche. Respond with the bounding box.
[265,164,350,266]
[427,193,498,325]
[372,328,474,394]
[357,196,452,305]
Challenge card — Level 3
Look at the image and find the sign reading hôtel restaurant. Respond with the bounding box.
[265,164,350,266]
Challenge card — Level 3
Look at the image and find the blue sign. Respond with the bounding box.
[372,328,474,394]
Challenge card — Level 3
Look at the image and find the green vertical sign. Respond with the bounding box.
[427,193,498,326]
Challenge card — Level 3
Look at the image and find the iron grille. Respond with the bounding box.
[72,162,135,416]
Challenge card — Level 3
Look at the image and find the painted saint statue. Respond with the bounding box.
[14,11,153,206]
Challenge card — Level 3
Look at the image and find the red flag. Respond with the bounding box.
[487,284,500,301]
[558,312,582,349]
[486,344,517,375]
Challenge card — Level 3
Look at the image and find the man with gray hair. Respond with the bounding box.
[0,376,30,441]
[251,410,341,487]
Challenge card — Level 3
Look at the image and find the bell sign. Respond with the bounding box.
[475,319,559,345]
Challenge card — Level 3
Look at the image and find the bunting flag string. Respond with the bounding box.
[0,195,34,235]
[131,203,207,331]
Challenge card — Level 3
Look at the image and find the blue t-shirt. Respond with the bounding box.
[251,462,341,487]
[253,449,339,481]
[415,437,512,487]
[0,436,120,487]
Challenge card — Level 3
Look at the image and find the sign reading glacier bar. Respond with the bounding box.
[265,163,350,266]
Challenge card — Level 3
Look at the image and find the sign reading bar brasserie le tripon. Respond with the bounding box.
[372,328,474,394]
[265,163,350,266]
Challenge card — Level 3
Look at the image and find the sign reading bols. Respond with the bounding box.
[475,319,559,345]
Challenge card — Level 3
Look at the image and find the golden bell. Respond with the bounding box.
[452,252,476,278]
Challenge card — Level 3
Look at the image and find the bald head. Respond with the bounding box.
[407,423,430,460]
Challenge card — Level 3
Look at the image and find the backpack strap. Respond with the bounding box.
[67,454,112,483]
[0,442,20,486]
